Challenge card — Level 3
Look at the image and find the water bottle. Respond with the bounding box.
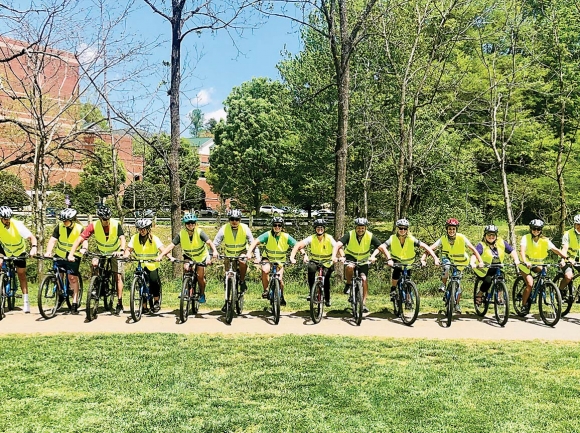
[5,279,10,295]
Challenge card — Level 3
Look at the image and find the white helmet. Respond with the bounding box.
[395,218,409,228]
[59,208,78,221]
[135,218,152,229]
[574,214,580,224]
[0,206,13,219]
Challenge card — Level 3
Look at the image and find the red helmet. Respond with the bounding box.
[445,218,459,227]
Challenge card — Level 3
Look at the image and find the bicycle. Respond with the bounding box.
[308,260,330,324]
[127,259,163,323]
[552,263,580,317]
[343,260,370,326]
[473,264,511,327]
[0,256,22,318]
[389,263,421,326]
[86,252,118,321]
[221,255,246,325]
[172,258,205,323]
[36,256,84,319]
[260,260,288,325]
[440,264,466,327]
[512,263,561,326]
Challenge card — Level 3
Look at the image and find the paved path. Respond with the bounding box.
[2,306,580,340]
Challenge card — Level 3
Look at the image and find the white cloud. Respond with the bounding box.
[77,43,98,65]
[205,108,226,122]
[192,88,214,106]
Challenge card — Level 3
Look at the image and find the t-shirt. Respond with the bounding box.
[79,222,125,240]
[1,220,32,239]
[171,230,209,245]
[257,231,297,247]
[339,232,382,250]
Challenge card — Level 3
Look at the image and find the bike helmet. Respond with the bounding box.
[182,213,197,224]
[354,217,369,226]
[529,219,544,231]
[96,205,112,220]
[135,218,152,229]
[271,216,285,226]
[446,218,460,227]
[396,218,410,228]
[59,208,77,221]
[229,209,243,219]
[0,206,13,219]
[574,214,580,224]
[484,224,499,234]
[313,218,327,228]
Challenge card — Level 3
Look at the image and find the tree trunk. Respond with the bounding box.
[556,106,567,234]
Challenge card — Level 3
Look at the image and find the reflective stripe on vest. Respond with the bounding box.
[309,233,333,267]
[132,234,160,270]
[474,238,506,278]
[389,234,417,264]
[264,232,290,262]
[94,219,121,253]
[524,234,549,263]
[180,228,207,262]
[566,229,580,260]
[223,223,248,256]
[440,234,469,265]
[345,230,372,261]
[55,223,84,259]
[0,220,26,257]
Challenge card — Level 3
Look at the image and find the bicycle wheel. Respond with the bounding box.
[0,275,5,320]
[235,280,244,316]
[309,280,324,324]
[444,282,456,327]
[552,274,574,317]
[353,280,363,326]
[271,278,281,325]
[7,273,16,311]
[190,278,200,315]
[225,275,236,325]
[392,284,401,318]
[512,276,527,317]
[473,278,489,317]
[400,281,420,326]
[538,281,562,327]
[493,281,509,327]
[130,276,143,322]
[179,277,192,323]
[38,275,59,319]
[86,276,101,322]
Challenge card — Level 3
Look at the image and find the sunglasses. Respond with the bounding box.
[273,224,283,227]
[397,227,408,230]
[229,218,240,222]
[185,221,196,225]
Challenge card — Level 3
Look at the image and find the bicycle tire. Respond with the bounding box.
[309,280,324,324]
[473,278,489,317]
[400,280,419,326]
[225,275,236,325]
[7,273,16,311]
[191,278,200,314]
[444,282,456,327]
[493,281,509,327]
[103,272,115,312]
[538,281,562,327]
[353,280,363,326]
[235,279,244,316]
[392,284,401,318]
[271,278,281,325]
[0,274,5,320]
[130,276,143,322]
[65,274,84,312]
[179,277,192,323]
[38,274,59,319]
[552,274,574,317]
[86,276,100,322]
[512,276,527,317]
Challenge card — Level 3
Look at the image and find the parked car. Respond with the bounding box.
[316,209,335,217]
[198,208,218,217]
[259,205,285,215]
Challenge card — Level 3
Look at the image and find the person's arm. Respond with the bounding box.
[157,243,176,261]
[520,237,530,268]
[369,242,389,263]
[510,249,521,267]
[466,239,484,267]
[549,243,567,260]
[420,240,439,263]
[247,238,261,261]
[205,239,219,264]
[560,233,570,266]
[115,235,127,257]
[420,241,439,266]
[44,237,57,256]
[68,235,86,261]
[290,239,307,264]
[27,233,38,257]
[332,241,344,263]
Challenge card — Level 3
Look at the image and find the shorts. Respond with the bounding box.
[344,255,368,276]
[392,266,411,281]
[55,256,81,276]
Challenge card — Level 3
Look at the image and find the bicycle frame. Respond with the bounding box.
[528,265,550,304]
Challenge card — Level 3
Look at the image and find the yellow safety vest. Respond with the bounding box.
[180,228,207,262]
[389,234,417,265]
[309,234,333,267]
[54,222,84,259]
[264,232,290,263]
[440,234,469,265]
[566,228,580,260]
[344,230,373,261]
[474,238,506,278]
[0,219,26,257]
[94,219,121,254]
[132,234,161,271]
[523,234,549,262]
[223,223,248,256]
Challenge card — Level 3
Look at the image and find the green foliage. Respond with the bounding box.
[0,171,29,208]
[188,108,204,137]
[79,102,109,130]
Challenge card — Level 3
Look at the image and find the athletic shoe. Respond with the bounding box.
[142,306,150,314]
[23,301,30,313]
[115,302,124,315]
[344,283,352,294]
[240,281,248,293]
[439,284,446,292]
[390,289,397,300]
[454,304,462,314]
[199,294,206,304]
[71,303,79,315]
[152,301,160,313]
[280,296,287,307]
[362,305,369,313]
[57,295,65,310]
[221,302,227,313]
[262,291,269,299]
[325,300,332,307]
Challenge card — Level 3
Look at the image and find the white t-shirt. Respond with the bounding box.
[2,220,32,239]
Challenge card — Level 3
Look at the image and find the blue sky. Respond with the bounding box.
[125,4,304,134]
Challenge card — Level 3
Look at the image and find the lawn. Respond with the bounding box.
[2,334,579,432]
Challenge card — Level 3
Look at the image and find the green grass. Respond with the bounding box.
[2,334,580,432]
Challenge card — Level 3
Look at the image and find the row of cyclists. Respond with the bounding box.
[0,203,578,318]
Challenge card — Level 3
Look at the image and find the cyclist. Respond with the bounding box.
[557,214,580,295]
[212,209,257,311]
[0,206,38,313]
[331,217,387,313]
[470,224,520,305]
[157,213,219,304]
[371,218,439,300]
[519,219,566,314]
[44,208,87,315]
[247,216,296,306]
[68,205,126,315]
[289,219,337,307]
[422,218,484,313]
[123,218,165,313]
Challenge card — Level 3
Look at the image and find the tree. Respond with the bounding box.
[188,108,204,137]
[0,171,28,208]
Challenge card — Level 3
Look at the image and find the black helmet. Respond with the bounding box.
[313,219,327,228]
[484,224,498,235]
[229,209,243,219]
[96,205,112,220]
[354,217,369,226]
[271,216,285,226]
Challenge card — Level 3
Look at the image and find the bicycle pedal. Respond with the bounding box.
[15,294,22,298]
